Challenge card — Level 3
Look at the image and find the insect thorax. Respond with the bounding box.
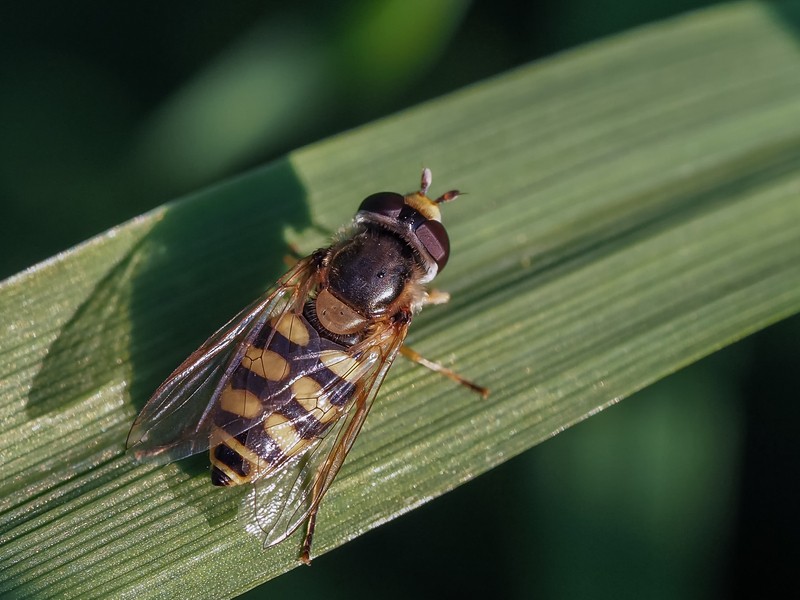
[311,225,422,343]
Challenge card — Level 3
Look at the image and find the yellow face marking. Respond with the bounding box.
[404,192,442,221]
[219,385,262,419]
[242,346,290,381]
[271,313,310,347]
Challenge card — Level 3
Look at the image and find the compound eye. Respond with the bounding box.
[358,192,405,218]
[416,219,450,271]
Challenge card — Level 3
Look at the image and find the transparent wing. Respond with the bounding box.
[243,317,409,548]
[126,258,316,464]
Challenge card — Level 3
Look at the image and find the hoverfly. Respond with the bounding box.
[127,169,488,563]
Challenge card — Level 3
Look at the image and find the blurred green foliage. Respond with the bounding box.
[1,1,796,598]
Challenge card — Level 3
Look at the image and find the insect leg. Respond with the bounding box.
[423,289,450,305]
[299,465,327,565]
[399,345,489,398]
[283,241,307,268]
[299,506,318,566]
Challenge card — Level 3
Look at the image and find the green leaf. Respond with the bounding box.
[2,2,800,597]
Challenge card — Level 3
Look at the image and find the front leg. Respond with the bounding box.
[423,289,450,306]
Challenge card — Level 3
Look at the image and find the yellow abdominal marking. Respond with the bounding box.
[292,376,338,424]
[219,385,262,419]
[243,346,289,381]
[210,426,262,467]
[271,313,310,346]
[319,350,361,382]
[264,414,306,456]
[214,463,249,485]
[292,376,321,412]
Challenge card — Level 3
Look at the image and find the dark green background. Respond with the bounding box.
[2,1,796,598]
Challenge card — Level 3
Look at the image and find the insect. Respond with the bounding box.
[127,168,488,563]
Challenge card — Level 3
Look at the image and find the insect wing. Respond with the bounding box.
[126,259,315,464]
[246,319,409,548]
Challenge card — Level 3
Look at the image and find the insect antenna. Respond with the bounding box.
[421,167,461,203]
[434,190,461,203]
[420,167,433,195]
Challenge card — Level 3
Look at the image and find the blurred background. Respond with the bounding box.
[2,1,796,598]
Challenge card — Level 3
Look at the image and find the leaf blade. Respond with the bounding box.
[2,2,800,598]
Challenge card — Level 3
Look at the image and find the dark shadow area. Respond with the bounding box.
[769,0,800,41]
[726,313,800,597]
[125,158,311,413]
[27,239,148,418]
[24,158,311,523]
[129,158,312,520]
[27,158,311,417]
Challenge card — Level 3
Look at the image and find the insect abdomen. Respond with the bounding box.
[209,314,359,487]
[210,431,253,486]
